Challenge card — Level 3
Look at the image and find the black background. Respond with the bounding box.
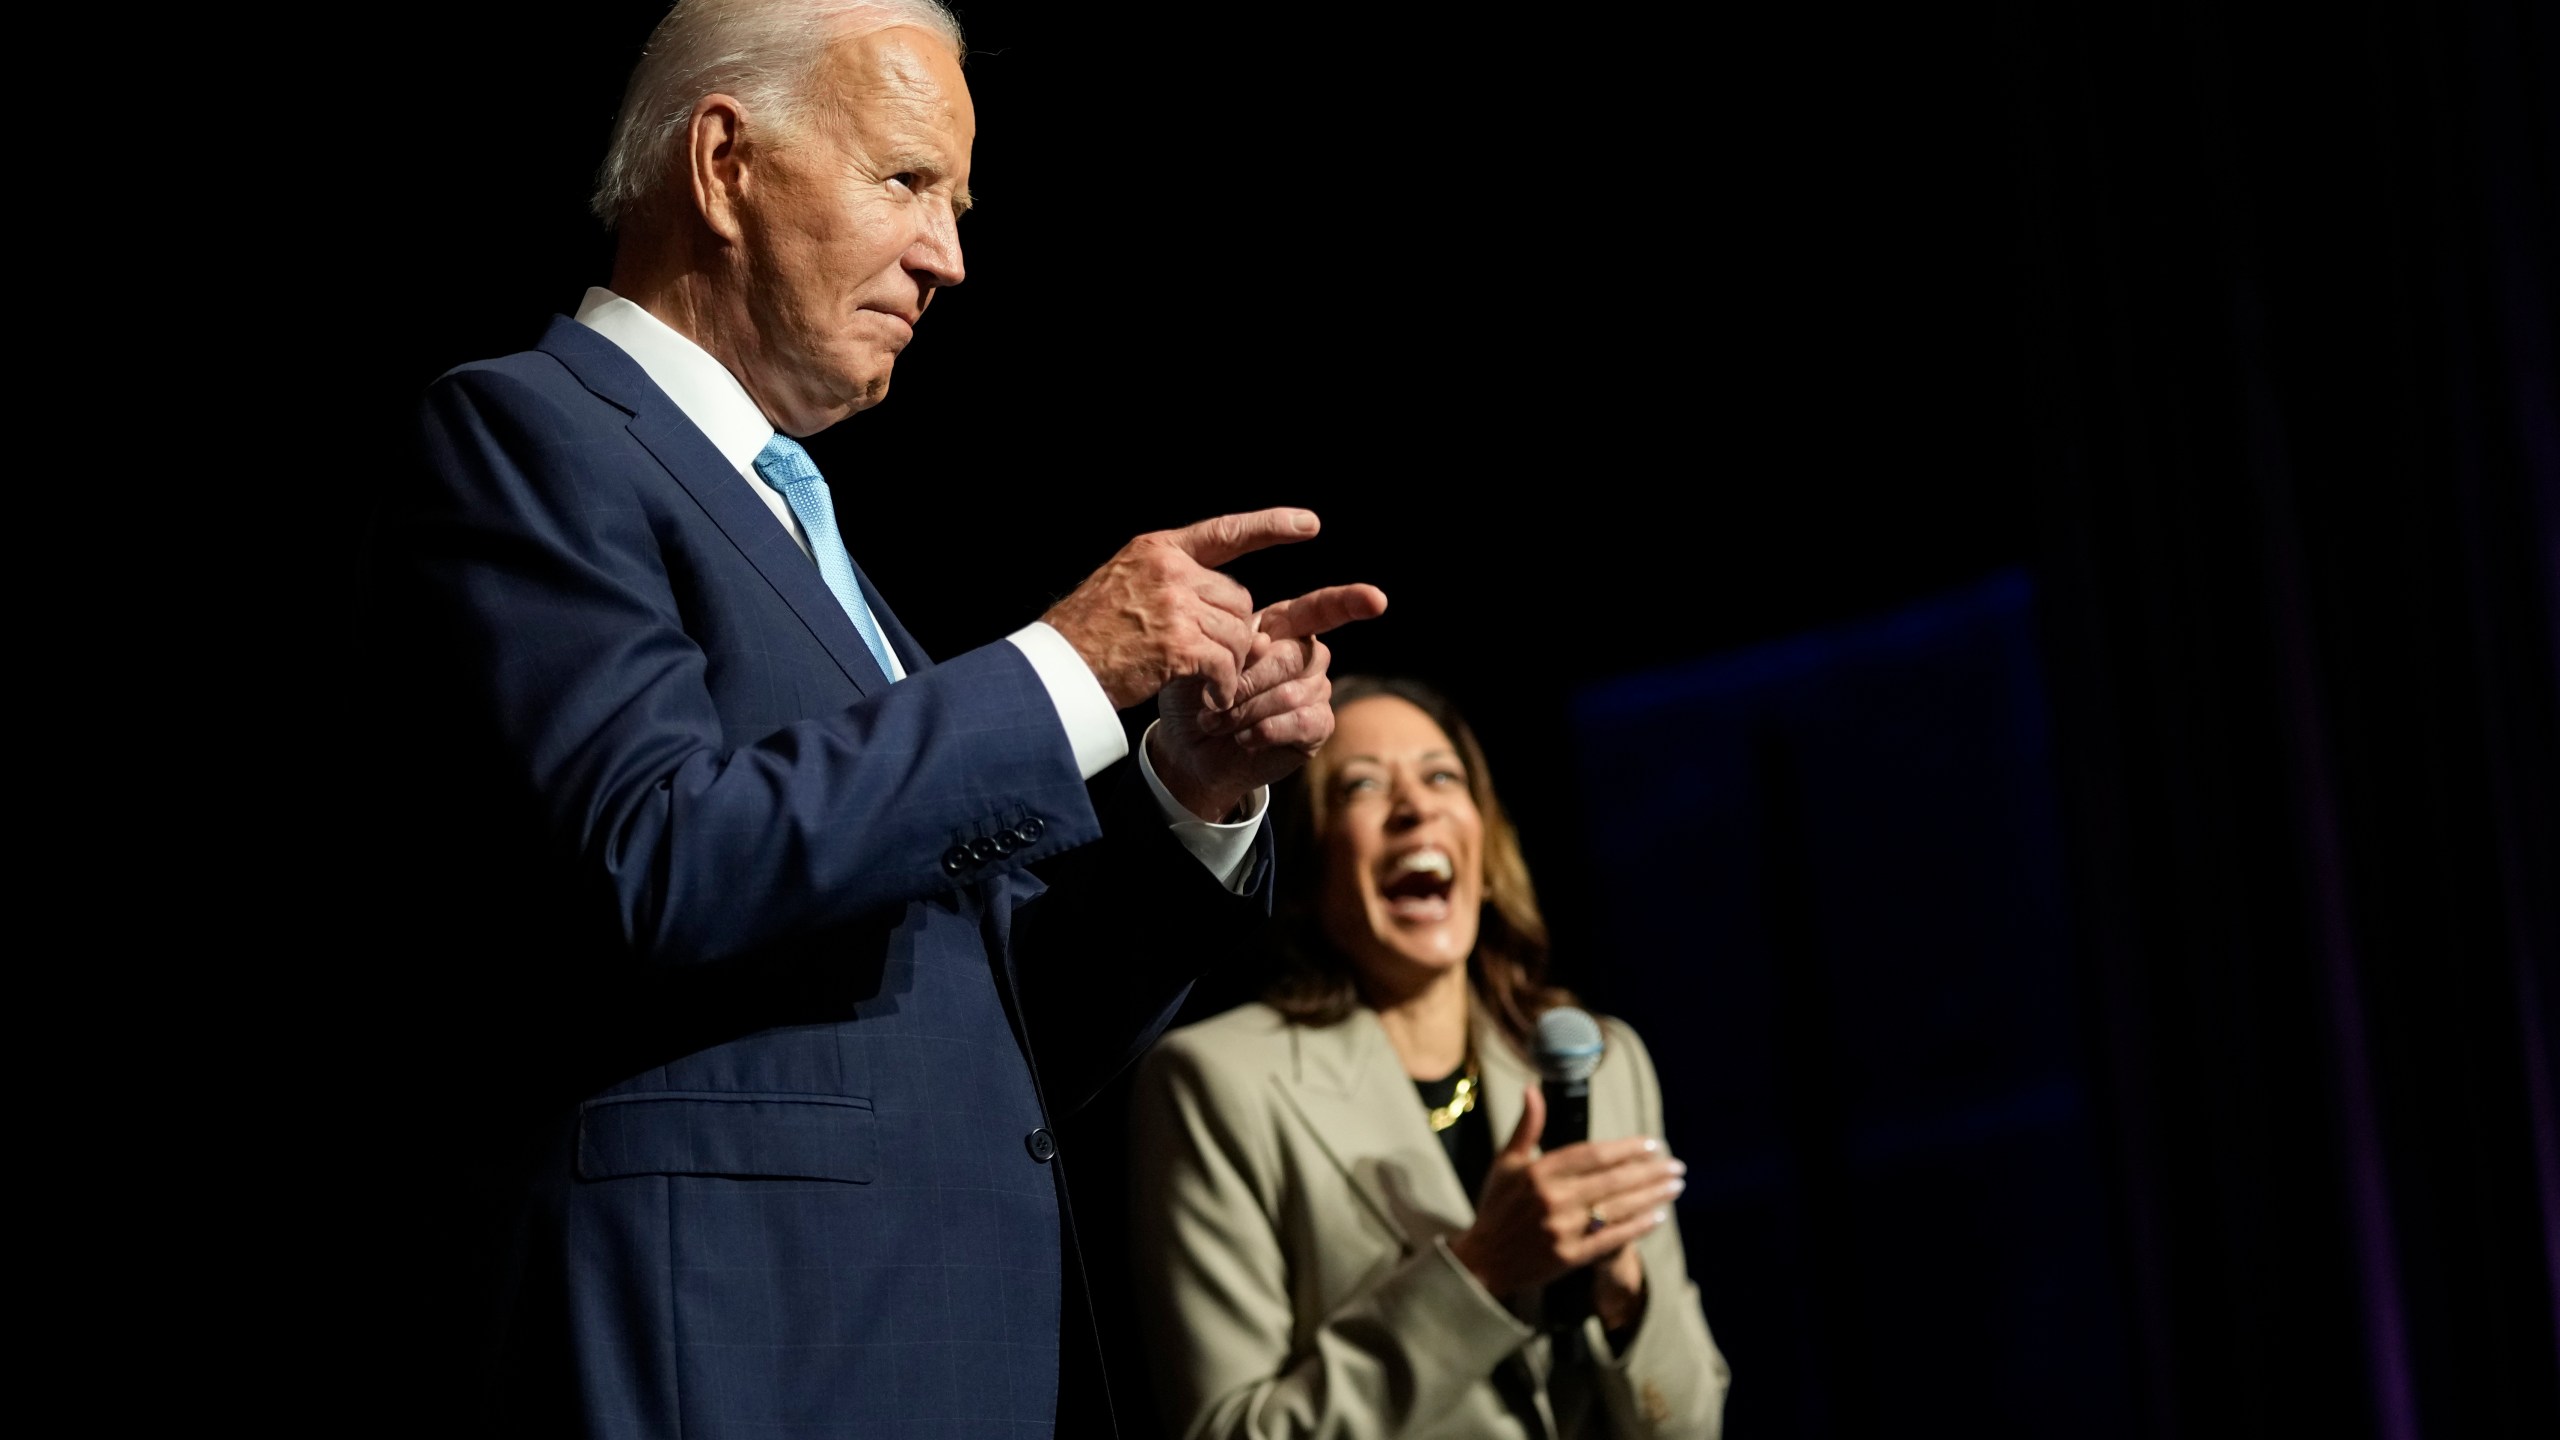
[216,0,2557,1434]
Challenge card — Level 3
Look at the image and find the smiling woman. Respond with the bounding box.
[1126,677,1732,1438]
[1271,675,1570,1051]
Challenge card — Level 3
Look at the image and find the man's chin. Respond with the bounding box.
[842,362,897,412]
[787,371,895,435]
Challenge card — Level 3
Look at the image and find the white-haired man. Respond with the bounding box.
[373,1,1383,1433]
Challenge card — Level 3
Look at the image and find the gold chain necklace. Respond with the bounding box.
[1425,1052,1481,1133]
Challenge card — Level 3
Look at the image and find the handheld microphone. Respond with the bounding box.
[1533,1006,1606,1329]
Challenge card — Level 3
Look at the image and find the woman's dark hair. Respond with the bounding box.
[1264,675,1576,1056]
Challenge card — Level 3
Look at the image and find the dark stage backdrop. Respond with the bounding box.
[235,0,2558,1435]
[1569,572,2134,1439]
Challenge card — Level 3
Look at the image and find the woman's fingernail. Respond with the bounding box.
[1668,1177,1687,1197]
[1667,1158,1688,1176]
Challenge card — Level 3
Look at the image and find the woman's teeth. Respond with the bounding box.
[1385,848,1456,923]
[1393,848,1455,882]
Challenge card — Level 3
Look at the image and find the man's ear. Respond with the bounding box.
[686,94,751,243]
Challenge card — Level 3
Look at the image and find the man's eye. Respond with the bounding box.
[888,173,919,191]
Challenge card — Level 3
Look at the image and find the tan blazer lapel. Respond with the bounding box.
[1471,1010,1570,1437]
[1272,1010,1478,1248]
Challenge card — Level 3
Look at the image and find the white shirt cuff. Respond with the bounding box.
[1137,720,1269,894]
[1005,622,1129,781]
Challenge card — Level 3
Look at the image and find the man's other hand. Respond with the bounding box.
[1150,585,1389,822]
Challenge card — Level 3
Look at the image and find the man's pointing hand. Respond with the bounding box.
[1044,508,1368,712]
[1042,508,1386,821]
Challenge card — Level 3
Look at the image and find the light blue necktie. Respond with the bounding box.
[753,435,901,681]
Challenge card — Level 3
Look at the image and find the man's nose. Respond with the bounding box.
[908,209,966,291]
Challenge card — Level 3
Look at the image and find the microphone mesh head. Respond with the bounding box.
[1533,1006,1606,1083]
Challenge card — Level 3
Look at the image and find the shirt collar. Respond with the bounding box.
[573,286,774,474]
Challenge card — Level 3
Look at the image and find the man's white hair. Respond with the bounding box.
[591,0,964,227]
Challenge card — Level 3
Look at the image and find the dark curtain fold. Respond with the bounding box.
[2010,0,2559,1435]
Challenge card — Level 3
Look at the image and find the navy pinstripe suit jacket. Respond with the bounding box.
[371,315,1267,1437]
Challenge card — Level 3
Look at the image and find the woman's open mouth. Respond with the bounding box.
[1380,847,1456,922]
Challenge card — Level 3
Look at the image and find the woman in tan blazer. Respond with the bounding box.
[1130,677,1730,1439]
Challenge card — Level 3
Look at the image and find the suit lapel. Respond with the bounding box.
[539,316,893,696]
[851,559,931,679]
[1273,1010,1478,1249]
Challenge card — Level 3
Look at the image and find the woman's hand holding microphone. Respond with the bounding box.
[1446,1085,1687,1334]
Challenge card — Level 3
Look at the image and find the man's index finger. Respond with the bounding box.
[1164,508,1321,568]
[1256,584,1391,641]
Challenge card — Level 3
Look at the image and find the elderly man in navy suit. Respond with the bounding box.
[371,1,1384,1433]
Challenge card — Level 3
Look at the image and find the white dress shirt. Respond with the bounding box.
[573,288,1265,888]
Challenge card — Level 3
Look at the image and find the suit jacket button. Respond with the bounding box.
[968,837,1001,864]
[1025,1127,1056,1163]
[988,828,1021,855]
[1014,816,1046,844]
[942,845,972,875]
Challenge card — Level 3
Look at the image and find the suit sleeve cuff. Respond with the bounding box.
[1006,622,1129,781]
[1136,720,1269,894]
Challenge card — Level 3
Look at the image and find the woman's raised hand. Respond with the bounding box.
[1447,1084,1687,1301]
